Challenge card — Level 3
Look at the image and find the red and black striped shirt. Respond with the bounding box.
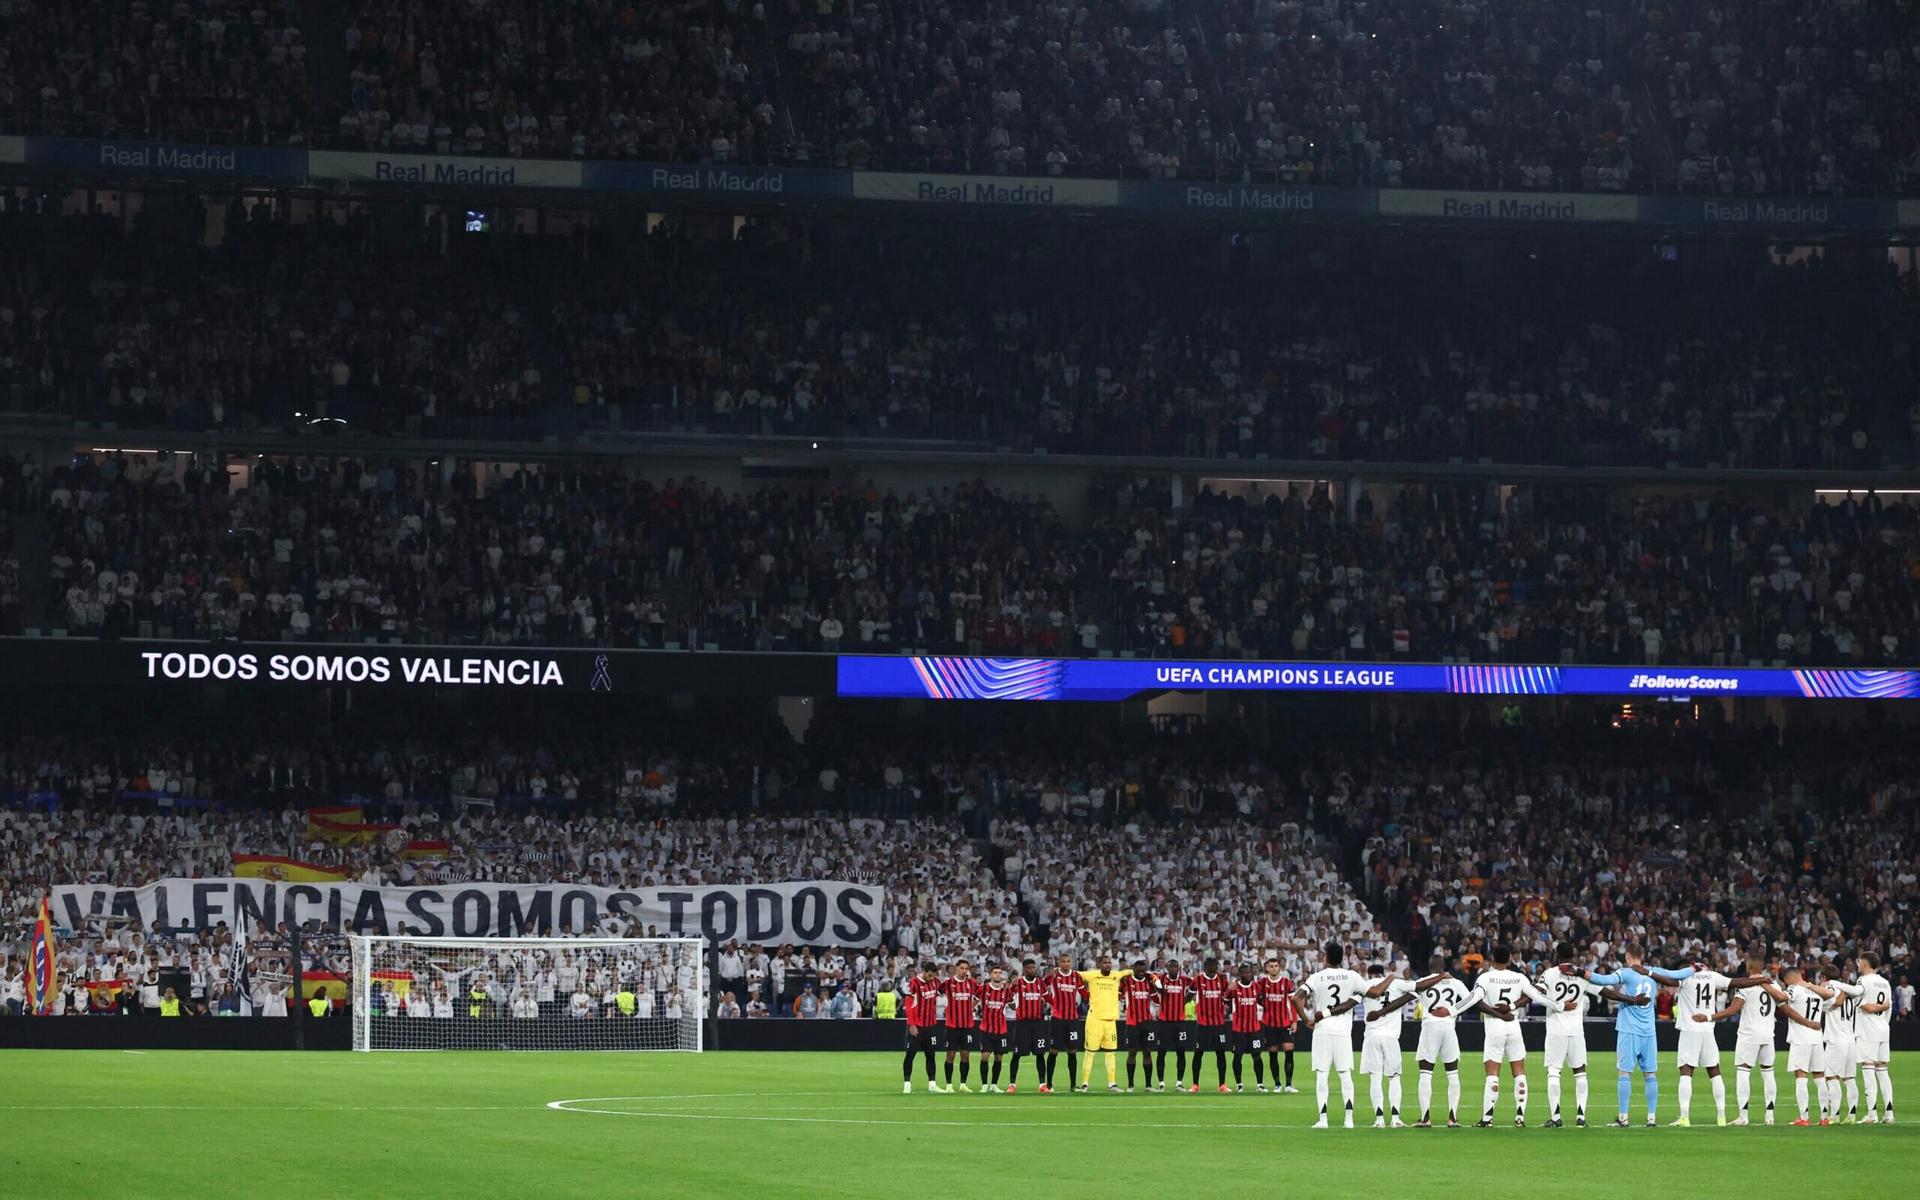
[1044,970,1088,1020]
[903,976,942,1026]
[1157,973,1191,1022]
[1192,972,1230,1026]
[941,976,981,1029]
[1230,980,1265,1034]
[1259,974,1298,1027]
[979,982,1013,1035]
[1011,975,1049,1022]
[1121,974,1159,1025]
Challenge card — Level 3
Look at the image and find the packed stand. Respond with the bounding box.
[5,204,1915,468]
[1333,717,1920,985]
[0,0,312,144]
[27,442,1920,668]
[2,0,1917,194]
[332,0,781,162]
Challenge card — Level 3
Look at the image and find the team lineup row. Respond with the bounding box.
[889,942,1900,1130]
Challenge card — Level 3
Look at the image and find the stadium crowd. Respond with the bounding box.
[1,0,1915,194]
[24,441,1920,668]
[5,712,1920,1020]
[3,205,1915,470]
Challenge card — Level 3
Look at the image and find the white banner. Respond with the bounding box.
[0,135,23,165]
[1377,188,1638,222]
[852,171,1118,208]
[53,879,884,947]
[308,149,582,189]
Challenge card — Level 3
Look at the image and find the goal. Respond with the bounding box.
[347,936,706,1052]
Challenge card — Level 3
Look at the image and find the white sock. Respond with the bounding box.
[1678,1074,1693,1116]
[1763,1068,1778,1116]
[1796,1076,1809,1120]
[1447,1070,1462,1121]
[1711,1073,1726,1121]
[1864,1065,1880,1116]
[1482,1076,1500,1122]
[1418,1069,1433,1121]
[1574,1071,1589,1119]
[1877,1065,1893,1117]
[1370,1075,1384,1117]
[1338,1071,1355,1120]
[1389,1075,1402,1119]
[1737,1066,1752,1116]
[1513,1074,1527,1119]
[1546,1066,1562,1119]
[1844,1076,1858,1118]
[1316,1071,1330,1118]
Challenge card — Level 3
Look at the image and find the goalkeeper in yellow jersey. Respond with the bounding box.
[1077,954,1135,1092]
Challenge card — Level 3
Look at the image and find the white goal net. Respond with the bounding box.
[348,936,706,1052]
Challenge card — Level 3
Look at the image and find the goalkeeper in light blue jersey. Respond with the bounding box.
[1580,944,1674,1127]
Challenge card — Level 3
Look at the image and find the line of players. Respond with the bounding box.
[899,940,1899,1133]
[900,953,1310,1096]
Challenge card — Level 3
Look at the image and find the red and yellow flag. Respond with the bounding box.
[26,896,57,1015]
[306,806,400,846]
[400,839,450,860]
[232,854,349,883]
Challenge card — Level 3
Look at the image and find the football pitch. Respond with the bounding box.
[7,1050,1914,1199]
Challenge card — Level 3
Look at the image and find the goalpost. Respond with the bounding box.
[348,935,707,1052]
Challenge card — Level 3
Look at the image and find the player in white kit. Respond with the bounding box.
[1764,965,1828,1125]
[1803,965,1864,1123]
[1470,944,1564,1128]
[1409,952,1486,1128]
[1359,962,1417,1127]
[1651,961,1747,1126]
[1537,943,1606,1127]
[1717,951,1782,1124]
[1853,952,1895,1124]
[1301,941,1370,1129]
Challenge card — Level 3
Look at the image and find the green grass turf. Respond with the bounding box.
[5,1050,1913,1199]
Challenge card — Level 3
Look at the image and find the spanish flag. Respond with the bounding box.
[26,896,57,1015]
[400,839,450,861]
[307,806,399,846]
[232,854,350,883]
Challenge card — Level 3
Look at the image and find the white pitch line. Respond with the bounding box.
[0,1104,527,1112]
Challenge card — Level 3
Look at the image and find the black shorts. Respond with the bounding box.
[944,1028,978,1052]
[1233,1030,1266,1055]
[1273,1024,1298,1048]
[909,1026,942,1053]
[1162,1021,1192,1049]
[980,1031,1011,1055]
[1053,1019,1083,1049]
[1196,1026,1230,1051]
[1013,1020,1044,1054]
[1120,1022,1152,1051]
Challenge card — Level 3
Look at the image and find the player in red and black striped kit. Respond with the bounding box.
[1006,959,1050,1093]
[1189,957,1231,1092]
[1260,958,1301,1093]
[1120,961,1161,1093]
[940,959,981,1092]
[977,966,1015,1092]
[1042,953,1089,1094]
[1229,962,1269,1092]
[1155,962,1191,1092]
[902,962,945,1092]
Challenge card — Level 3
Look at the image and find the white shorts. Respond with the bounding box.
[1733,1038,1776,1069]
[1312,1029,1354,1073]
[1787,1042,1824,1075]
[1543,1030,1588,1070]
[1676,1028,1721,1070]
[1416,1023,1460,1066]
[1857,1036,1890,1064]
[1482,1022,1526,1064]
[1823,1039,1857,1078]
[1361,1036,1402,1076]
